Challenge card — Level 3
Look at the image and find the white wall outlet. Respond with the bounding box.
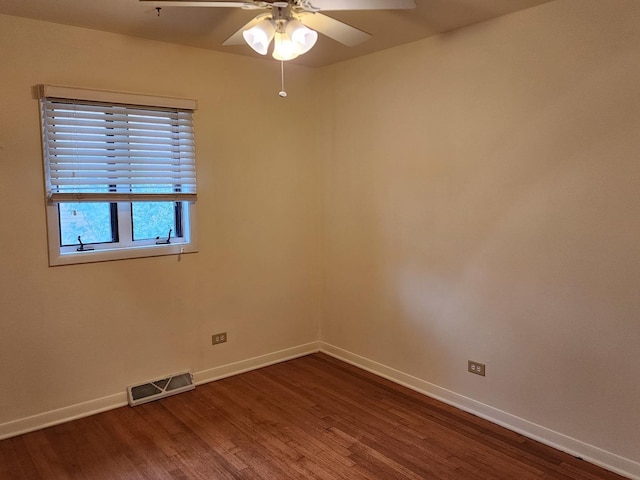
[468,360,486,376]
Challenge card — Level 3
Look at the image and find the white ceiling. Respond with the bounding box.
[0,0,555,67]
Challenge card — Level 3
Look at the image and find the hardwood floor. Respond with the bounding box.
[0,353,627,479]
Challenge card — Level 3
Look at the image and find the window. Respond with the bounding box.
[39,85,198,266]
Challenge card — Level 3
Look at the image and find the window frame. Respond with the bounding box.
[46,201,198,266]
[39,85,199,266]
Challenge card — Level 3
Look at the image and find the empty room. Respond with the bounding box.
[0,0,638,478]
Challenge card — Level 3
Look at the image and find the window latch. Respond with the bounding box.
[76,236,94,252]
[156,228,172,245]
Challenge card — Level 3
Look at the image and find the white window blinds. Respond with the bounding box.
[40,85,197,203]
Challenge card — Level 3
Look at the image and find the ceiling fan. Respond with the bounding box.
[140,0,417,61]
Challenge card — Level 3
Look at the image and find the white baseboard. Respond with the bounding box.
[193,341,321,385]
[319,342,640,480]
[0,341,321,442]
[0,392,128,441]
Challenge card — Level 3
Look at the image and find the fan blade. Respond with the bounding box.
[222,16,265,45]
[301,0,415,11]
[300,13,370,46]
[139,1,261,8]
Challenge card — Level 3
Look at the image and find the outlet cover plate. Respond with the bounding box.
[212,332,227,345]
[468,360,486,376]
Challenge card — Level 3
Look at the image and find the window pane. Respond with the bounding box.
[59,203,114,246]
[132,202,177,241]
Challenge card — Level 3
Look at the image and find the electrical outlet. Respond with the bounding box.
[212,332,227,345]
[468,360,486,376]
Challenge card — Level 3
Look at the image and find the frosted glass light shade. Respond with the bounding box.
[243,19,275,55]
[272,32,299,61]
[286,19,318,55]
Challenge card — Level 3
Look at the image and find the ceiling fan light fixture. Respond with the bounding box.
[272,32,299,61]
[286,19,318,55]
[242,19,275,55]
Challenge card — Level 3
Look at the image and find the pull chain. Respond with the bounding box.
[279,61,287,98]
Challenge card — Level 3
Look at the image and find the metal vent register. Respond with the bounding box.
[127,371,194,406]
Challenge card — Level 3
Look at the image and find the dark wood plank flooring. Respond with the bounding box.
[0,353,628,479]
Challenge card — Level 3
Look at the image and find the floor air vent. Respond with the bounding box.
[127,371,195,407]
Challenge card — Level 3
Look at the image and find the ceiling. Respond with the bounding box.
[0,0,555,67]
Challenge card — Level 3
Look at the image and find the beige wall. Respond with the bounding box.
[0,15,321,423]
[1,0,639,474]
[320,0,640,467]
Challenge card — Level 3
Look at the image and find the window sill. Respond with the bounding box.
[48,242,198,267]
